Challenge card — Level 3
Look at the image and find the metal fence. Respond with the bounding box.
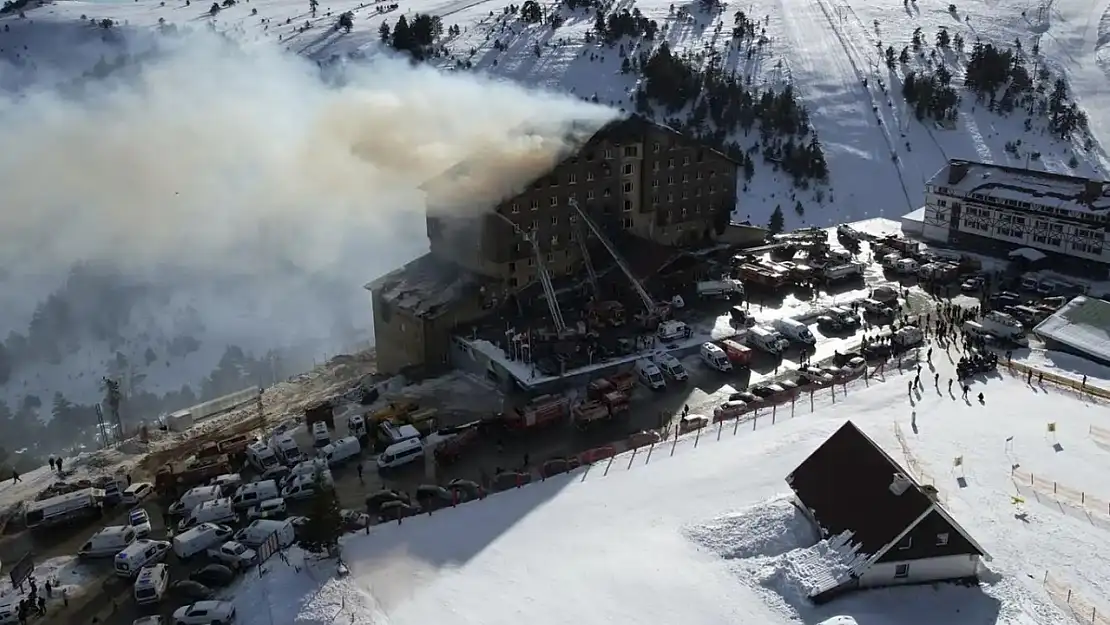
[893,421,947,504]
[1044,570,1110,625]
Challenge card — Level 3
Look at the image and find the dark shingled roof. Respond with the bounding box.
[786,421,935,557]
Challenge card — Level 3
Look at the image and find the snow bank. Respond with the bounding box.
[684,495,816,560]
[685,497,866,610]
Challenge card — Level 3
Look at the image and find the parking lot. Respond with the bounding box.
[13,228,1004,625]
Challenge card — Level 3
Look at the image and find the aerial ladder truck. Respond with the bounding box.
[567,199,669,329]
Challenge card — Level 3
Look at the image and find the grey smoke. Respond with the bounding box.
[0,26,616,354]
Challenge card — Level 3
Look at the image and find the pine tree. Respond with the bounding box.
[378,20,390,41]
[768,205,785,234]
[297,470,343,556]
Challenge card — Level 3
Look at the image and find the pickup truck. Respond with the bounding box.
[206,541,257,570]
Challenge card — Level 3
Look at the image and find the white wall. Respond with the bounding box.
[858,554,980,588]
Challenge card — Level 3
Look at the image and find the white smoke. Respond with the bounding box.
[0,24,616,354]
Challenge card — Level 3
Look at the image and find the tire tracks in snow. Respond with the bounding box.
[811,0,914,211]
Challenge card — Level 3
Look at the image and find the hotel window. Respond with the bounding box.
[623,182,633,193]
[586,190,595,200]
[683,155,690,166]
[623,200,633,212]
[530,199,539,211]
[568,173,577,185]
[623,146,638,157]
[550,196,558,207]
[604,149,614,159]
[623,163,634,175]
[587,172,595,182]
[622,217,633,228]
[511,203,520,214]
[653,142,660,153]
[550,216,558,225]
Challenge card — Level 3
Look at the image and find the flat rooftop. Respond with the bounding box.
[366,253,486,320]
[928,160,1110,215]
[1033,296,1110,362]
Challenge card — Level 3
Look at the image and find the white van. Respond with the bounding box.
[773,318,816,345]
[234,519,296,549]
[635,359,666,390]
[748,326,788,355]
[379,422,421,445]
[318,436,361,466]
[312,421,331,448]
[246,442,279,473]
[231,480,280,510]
[178,498,238,532]
[376,438,425,471]
[79,525,137,559]
[269,434,303,465]
[133,564,170,605]
[121,482,154,506]
[168,484,222,516]
[211,473,243,497]
[114,539,171,577]
[286,458,330,483]
[347,413,368,438]
[700,342,732,372]
[172,522,233,560]
[651,351,688,381]
[656,320,692,342]
[282,471,333,501]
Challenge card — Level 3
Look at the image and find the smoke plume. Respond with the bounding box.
[0,25,616,355]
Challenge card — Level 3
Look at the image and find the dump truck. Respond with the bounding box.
[155,454,231,493]
[196,434,252,461]
[305,400,336,430]
[738,263,788,289]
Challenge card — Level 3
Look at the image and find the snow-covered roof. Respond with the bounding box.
[928,160,1110,216]
[900,207,926,222]
[1009,247,1047,262]
[365,253,482,320]
[1034,296,1110,362]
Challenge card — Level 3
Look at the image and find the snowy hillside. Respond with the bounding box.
[222,343,1110,625]
[3,0,1107,235]
[3,0,1110,414]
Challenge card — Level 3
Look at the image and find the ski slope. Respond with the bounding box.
[228,337,1110,625]
[4,0,1109,234]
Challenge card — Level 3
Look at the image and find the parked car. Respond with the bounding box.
[961,277,984,292]
[378,500,419,522]
[799,365,835,384]
[340,509,372,531]
[170,601,236,625]
[170,581,213,602]
[712,401,747,421]
[122,483,155,506]
[128,508,153,538]
[815,315,843,332]
[132,617,165,625]
[447,479,483,503]
[415,485,453,511]
[728,391,761,404]
[365,490,409,515]
[189,564,235,588]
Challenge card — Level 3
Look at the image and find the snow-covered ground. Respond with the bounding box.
[223,332,1110,625]
[3,0,1110,412]
[0,449,137,511]
[0,556,97,603]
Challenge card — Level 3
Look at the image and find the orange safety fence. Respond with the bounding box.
[1044,570,1110,625]
[1012,469,1110,516]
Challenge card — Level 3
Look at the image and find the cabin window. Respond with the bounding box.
[897,536,912,550]
[936,533,950,546]
[894,564,910,579]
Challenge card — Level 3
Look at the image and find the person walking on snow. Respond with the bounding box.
[948,379,953,393]
[962,385,970,399]
[934,373,939,387]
